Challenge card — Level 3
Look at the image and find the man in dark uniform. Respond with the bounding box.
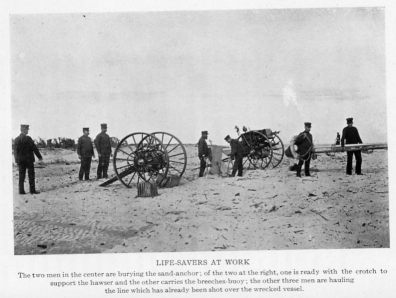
[94,123,112,179]
[77,127,95,180]
[225,135,244,177]
[198,131,210,177]
[294,122,314,177]
[14,124,43,194]
[341,117,363,175]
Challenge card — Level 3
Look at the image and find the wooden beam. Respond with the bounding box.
[314,143,387,154]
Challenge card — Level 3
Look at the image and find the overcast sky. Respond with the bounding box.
[10,8,385,145]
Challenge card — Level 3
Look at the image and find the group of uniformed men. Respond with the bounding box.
[14,118,363,194]
[14,123,112,195]
[292,117,363,177]
[198,131,244,177]
[197,117,363,178]
[77,123,112,181]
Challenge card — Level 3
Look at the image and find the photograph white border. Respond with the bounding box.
[1,0,395,297]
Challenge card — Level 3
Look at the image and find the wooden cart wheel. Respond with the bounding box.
[113,132,168,188]
[150,132,187,181]
[238,131,273,170]
[268,132,284,168]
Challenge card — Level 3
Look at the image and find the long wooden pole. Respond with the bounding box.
[314,143,387,154]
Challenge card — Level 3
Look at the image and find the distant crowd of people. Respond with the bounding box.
[14,118,363,195]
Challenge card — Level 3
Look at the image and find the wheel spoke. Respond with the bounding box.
[127,171,137,186]
[168,165,182,174]
[167,143,180,154]
[131,134,137,147]
[118,148,132,156]
[168,159,185,165]
[168,152,185,158]
[165,136,174,150]
[127,144,137,153]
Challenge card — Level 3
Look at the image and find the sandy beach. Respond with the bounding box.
[13,147,389,254]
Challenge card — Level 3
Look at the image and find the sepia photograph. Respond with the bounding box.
[10,7,389,255]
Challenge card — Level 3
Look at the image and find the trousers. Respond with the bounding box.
[199,157,206,177]
[97,154,110,178]
[79,157,92,180]
[18,161,35,193]
[231,155,243,177]
[297,156,311,176]
[346,150,362,174]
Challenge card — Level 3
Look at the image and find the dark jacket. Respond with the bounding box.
[198,137,210,159]
[230,139,244,159]
[94,132,112,155]
[295,131,313,157]
[77,135,94,158]
[341,126,362,146]
[14,134,42,164]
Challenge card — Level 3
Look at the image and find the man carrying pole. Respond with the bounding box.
[341,117,363,175]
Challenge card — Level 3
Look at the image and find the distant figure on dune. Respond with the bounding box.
[95,123,112,179]
[294,122,314,178]
[224,134,244,177]
[14,124,43,194]
[198,131,210,177]
[335,132,341,145]
[77,127,95,181]
[341,117,363,175]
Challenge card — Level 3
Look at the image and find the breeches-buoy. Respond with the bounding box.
[285,136,299,159]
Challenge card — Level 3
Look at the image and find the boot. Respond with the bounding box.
[30,185,40,194]
[19,184,25,195]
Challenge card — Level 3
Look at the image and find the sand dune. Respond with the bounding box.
[13,147,389,254]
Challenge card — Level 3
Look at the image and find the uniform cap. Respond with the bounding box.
[201,130,208,135]
[83,127,89,131]
[20,124,29,130]
[304,122,312,128]
[101,123,107,128]
[346,117,353,124]
[224,135,231,141]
